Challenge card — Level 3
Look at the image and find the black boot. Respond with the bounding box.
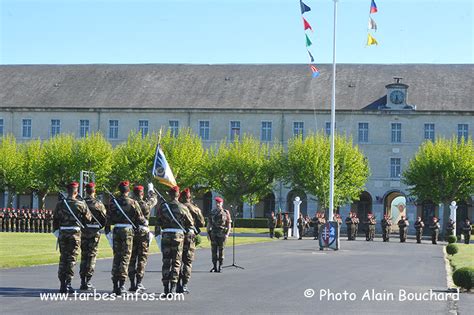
[217,262,222,273]
[129,275,137,292]
[164,283,170,294]
[65,279,74,294]
[80,276,87,290]
[113,280,120,295]
[59,280,67,293]
[169,283,176,293]
[175,280,183,293]
[136,276,146,292]
[118,280,126,294]
[182,281,189,294]
[86,276,94,290]
[210,262,217,272]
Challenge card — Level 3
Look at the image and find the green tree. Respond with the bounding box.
[403,137,474,232]
[19,139,44,198]
[0,135,25,206]
[206,135,282,213]
[282,133,370,211]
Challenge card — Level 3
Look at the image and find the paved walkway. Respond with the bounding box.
[1,237,472,314]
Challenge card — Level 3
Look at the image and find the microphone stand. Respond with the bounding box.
[222,206,244,270]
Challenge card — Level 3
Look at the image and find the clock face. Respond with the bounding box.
[390,90,405,105]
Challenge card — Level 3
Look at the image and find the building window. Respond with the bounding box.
[325,121,337,136]
[358,122,369,143]
[169,120,179,137]
[22,119,32,138]
[391,123,402,143]
[139,120,149,137]
[80,119,90,138]
[199,120,210,140]
[390,158,401,179]
[230,121,241,141]
[293,121,304,137]
[109,120,119,139]
[51,119,61,137]
[424,123,435,142]
[458,124,468,143]
[261,121,272,142]
[0,118,3,136]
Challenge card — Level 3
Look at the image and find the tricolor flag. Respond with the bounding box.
[303,17,313,31]
[367,33,378,46]
[152,144,177,187]
[310,65,320,78]
[370,0,378,14]
[368,17,377,31]
[300,0,311,14]
[305,34,312,47]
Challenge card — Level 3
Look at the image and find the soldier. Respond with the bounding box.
[381,214,392,242]
[461,218,471,244]
[105,181,146,295]
[15,208,20,232]
[318,213,327,239]
[53,181,92,293]
[32,209,39,233]
[446,218,455,240]
[429,217,440,244]
[128,183,157,293]
[155,186,193,294]
[268,211,277,238]
[352,213,360,240]
[25,208,31,232]
[39,209,44,233]
[207,196,231,273]
[345,213,353,240]
[398,215,409,243]
[5,208,11,232]
[297,213,305,240]
[282,212,291,240]
[80,182,107,291]
[333,213,342,226]
[19,208,25,232]
[366,213,376,241]
[414,216,425,244]
[10,208,17,232]
[311,212,320,240]
[178,188,205,293]
[45,209,53,233]
[0,208,4,232]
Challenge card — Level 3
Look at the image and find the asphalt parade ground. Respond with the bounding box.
[1,237,472,314]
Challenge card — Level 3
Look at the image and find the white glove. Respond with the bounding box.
[147,182,154,193]
[52,230,59,238]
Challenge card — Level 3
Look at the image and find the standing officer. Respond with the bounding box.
[24,208,31,232]
[461,218,471,244]
[128,183,157,293]
[105,181,146,295]
[282,212,291,240]
[80,182,107,291]
[155,186,193,294]
[381,214,391,242]
[318,213,327,239]
[311,212,320,240]
[297,213,306,240]
[207,196,231,273]
[352,213,360,240]
[32,209,39,233]
[398,215,409,243]
[268,211,277,238]
[19,208,25,232]
[0,208,4,232]
[53,182,92,293]
[366,213,376,241]
[345,212,353,240]
[446,218,455,240]
[178,188,205,293]
[429,217,440,244]
[5,208,11,232]
[414,216,424,244]
[14,208,20,232]
[45,209,53,233]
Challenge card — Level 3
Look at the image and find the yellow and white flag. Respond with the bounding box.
[367,33,378,46]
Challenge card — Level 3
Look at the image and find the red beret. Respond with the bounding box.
[215,196,223,203]
[184,188,191,198]
[133,185,144,192]
[119,181,130,187]
[67,181,79,188]
[85,182,96,189]
[169,186,180,194]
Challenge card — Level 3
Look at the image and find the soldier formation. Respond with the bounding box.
[0,207,53,233]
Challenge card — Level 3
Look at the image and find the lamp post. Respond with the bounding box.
[293,196,302,238]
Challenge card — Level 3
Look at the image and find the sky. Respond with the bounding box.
[0,0,473,65]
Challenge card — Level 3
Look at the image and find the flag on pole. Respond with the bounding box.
[300,0,311,14]
[305,34,312,47]
[303,17,313,31]
[310,65,320,78]
[367,33,378,46]
[152,144,177,187]
[370,0,378,14]
[368,17,377,31]
[307,50,314,62]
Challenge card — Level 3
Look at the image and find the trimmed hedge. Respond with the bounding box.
[453,267,474,291]
[447,235,457,244]
[234,218,269,228]
[446,244,459,256]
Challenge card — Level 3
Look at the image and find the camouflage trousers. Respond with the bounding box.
[382,227,390,241]
[161,232,184,285]
[111,227,134,282]
[366,226,375,241]
[399,228,407,242]
[210,232,227,264]
[416,229,423,243]
[180,232,196,284]
[58,230,81,281]
[80,229,101,278]
[463,232,470,244]
[128,231,150,279]
[283,227,289,239]
[431,230,439,244]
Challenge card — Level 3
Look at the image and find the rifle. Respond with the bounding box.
[103,186,137,230]
[77,194,103,228]
[58,192,85,229]
[153,188,191,233]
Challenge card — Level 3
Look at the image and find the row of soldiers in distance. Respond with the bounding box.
[0,208,53,233]
[267,211,472,244]
[54,181,231,296]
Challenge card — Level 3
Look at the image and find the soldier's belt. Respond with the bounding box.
[139,225,150,232]
[162,228,184,234]
[185,229,195,234]
[114,224,133,229]
[86,224,101,229]
[60,226,81,231]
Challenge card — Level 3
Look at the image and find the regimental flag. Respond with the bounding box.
[368,17,377,31]
[307,50,314,62]
[152,144,177,187]
[305,34,312,47]
[370,0,378,14]
[367,33,378,46]
[303,17,313,31]
[300,0,311,14]
[310,65,320,78]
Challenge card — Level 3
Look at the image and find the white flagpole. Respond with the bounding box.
[328,0,338,223]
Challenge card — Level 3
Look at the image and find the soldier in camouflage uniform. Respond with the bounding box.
[345,213,353,240]
[429,216,440,244]
[0,208,4,232]
[178,188,205,293]
[128,184,157,292]
[155,186,193,294]
[53,182,92,293]
[45,210,53,233]
[105,181,146,295]
[282,213,291,240]
[268,211,277,238]
[25,208,31,232]
[461,218,471,244]
[10,208,17,232]
[311,212,320,240]
[79,182,107,291]
[414,216,424,244]
[207,196,231,273]
[445,219,455,240]
[397,215,409,243]
[381,214,392,242]
[366,213,376,241]
[32,209,39,233]
[5,208,11,232]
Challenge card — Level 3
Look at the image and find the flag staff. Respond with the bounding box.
[328,0,338,223]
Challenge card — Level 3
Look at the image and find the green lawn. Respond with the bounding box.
[447,243,474,270]
[0,232,274,269]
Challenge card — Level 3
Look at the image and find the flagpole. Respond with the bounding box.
[328,0,338,223]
